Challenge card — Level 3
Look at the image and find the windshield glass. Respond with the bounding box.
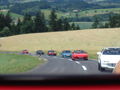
[1,0,120,76]
[103,49,120,55]
[74,50,86,53]
[48,51,55,52]
[63,51,71,53]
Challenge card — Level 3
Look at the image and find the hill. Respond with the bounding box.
[0,28,120,58]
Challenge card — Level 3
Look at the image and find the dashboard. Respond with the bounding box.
[0,74,120,90]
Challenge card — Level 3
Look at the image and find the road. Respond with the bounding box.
[26,55,112,75]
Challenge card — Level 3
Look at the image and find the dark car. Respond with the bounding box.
[72,50,88,60]
[48,50,57,56]
[61,50,72,58]
[36,50,44,55]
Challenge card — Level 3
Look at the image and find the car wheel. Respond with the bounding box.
[98,63,105,72]
[84,57,88,60]
[72,58,75,60]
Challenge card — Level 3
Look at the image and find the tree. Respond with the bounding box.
[63,18,71,30]
[0,27,11,37]
[92,16,100,28]
[76,25,80,30]
[5,11,12,28]
[108,14,120,28]
[20,14,34,34]
[23,14,31,23]
[49,10,57,31]
[56,18,64,31]
[71,23,76,30]
[104,23,109,28]
[10,18,22,35]
[34,11,48,33]
[0,14,5,31]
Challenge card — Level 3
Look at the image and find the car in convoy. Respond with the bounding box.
[97,47,120,71]
[61,50,72,58]
[21,50,29,54]
[47,50,57,56]
[71,50,88,60]
[36,50,44,56]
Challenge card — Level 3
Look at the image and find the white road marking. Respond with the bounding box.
[60,58,64,59]
[68,59,73,61]
[82,65,87,71]
[75,61,80,64]
[53,56,57,58]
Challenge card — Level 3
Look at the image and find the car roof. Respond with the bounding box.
[63,50,71,52]
[48,50,55,52]
[104,47,120,49]
[37,50,43,51]
[74,50,85,51]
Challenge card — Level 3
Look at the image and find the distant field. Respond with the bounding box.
[1,7,120,20]
[0,28,120,59]
[66,8,120,18]
[41,8,120,20]
[0,10,23,20]
[0,53,44,74]
[70,22,93,29]
[41,9,65,19]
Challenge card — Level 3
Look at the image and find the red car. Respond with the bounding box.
[72,50,88,60]
[47,50,57,56]
[21,50,29,54]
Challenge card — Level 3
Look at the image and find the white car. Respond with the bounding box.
[97,47,120,71]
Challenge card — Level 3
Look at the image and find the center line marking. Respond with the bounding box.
[68,59,73,61]
[75,61,80,64]
[82,65,87,71]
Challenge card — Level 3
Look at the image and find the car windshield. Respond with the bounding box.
[74,50,86,53]
[48,51,55,52]
[1,0,120,76]
[103,49,120,55]
[63,51,71,53]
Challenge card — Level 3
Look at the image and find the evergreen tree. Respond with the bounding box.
[0,14,5,31]
[56,18,64,31]
[108,15,120,28]
[0,27,11,37]
[49,10,57,31]
[108,15,117,28]
[16,18,22,34]
[104,23,109,28]
[20,14,34,34]
[92,16,100,28]
[34,11,48,32]
[5,11,12,28]
[23,14,31,23]
[76,25,80,30]
[63,18,71,30]
[71,23,76,30]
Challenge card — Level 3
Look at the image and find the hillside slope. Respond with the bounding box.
[0,28,120,53]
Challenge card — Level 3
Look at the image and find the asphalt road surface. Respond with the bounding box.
[26,55,112,75]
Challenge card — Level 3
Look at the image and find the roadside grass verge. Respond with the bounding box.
[0,53,45,74]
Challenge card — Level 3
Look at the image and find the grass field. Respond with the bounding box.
[0,10,23,20]
[0,53,44,74]
[70,22,93,29]
[0,28,120,59]
[64,8,120,18]
[1,7,120,20]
